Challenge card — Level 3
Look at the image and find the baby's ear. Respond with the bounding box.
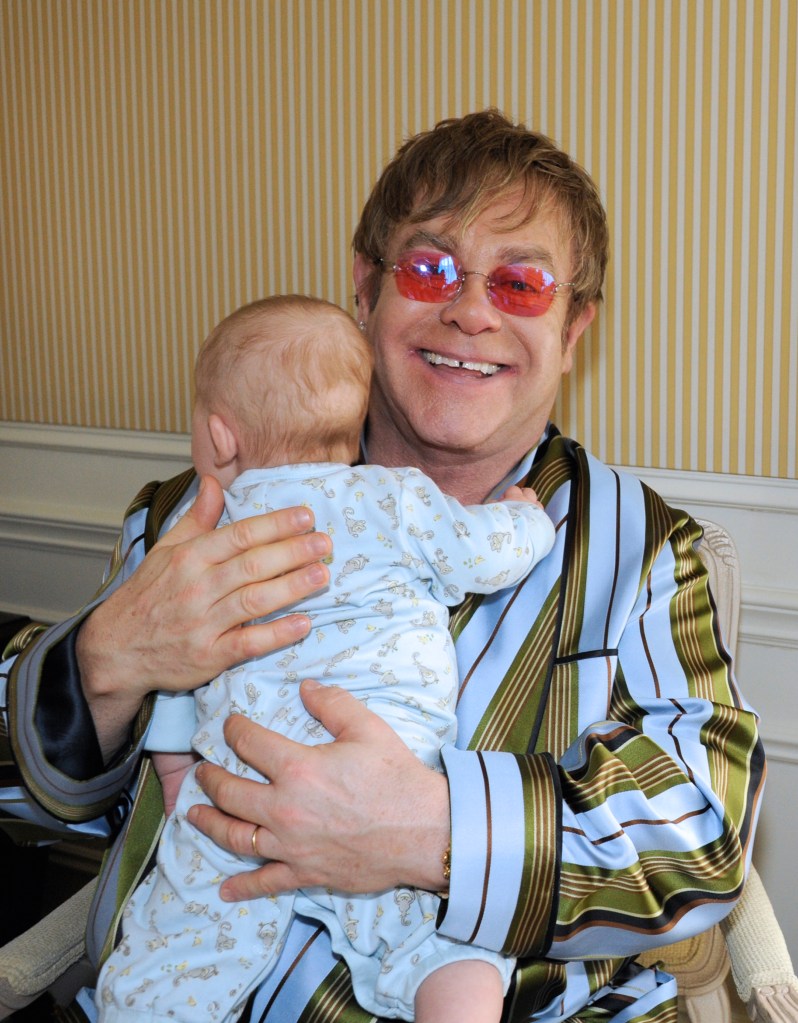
[208,412,239,468]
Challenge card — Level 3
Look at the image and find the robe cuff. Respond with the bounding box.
[8,599,152,823]
[438,745,562,958]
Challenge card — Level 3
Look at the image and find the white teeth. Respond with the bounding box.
[422,350,501,376]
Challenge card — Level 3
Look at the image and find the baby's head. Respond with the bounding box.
[192,295,373,487]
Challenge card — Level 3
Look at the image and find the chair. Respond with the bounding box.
[0,877,97,1019]
[639,519,798,1022]
[1,520,796,1020]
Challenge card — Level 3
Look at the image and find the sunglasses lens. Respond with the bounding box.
[387,253,562,317]
[393,252,461,302]
[488,265,557,316]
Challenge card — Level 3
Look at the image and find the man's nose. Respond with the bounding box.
[439,273,502,333]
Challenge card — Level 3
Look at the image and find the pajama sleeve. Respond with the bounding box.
[394,468,556,604]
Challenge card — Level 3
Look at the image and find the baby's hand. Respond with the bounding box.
[500,485,544,509]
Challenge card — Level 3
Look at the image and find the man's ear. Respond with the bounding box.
[562,301,597,373]
[353,253,375,322]
[208,412,239,468]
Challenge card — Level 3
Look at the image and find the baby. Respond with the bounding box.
[96,295,556,1023]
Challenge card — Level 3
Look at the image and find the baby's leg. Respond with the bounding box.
[415,959,505,1023]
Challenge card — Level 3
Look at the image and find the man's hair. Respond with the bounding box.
[353,108,609,324]
[195,295,373,467]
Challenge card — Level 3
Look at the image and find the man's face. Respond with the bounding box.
[356,196,596,475]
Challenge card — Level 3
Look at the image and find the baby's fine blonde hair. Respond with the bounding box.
[194,295,373,467]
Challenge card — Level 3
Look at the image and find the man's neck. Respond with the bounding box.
[364,430,530,506]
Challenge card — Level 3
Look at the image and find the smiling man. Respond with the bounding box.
[4,111,764,1023]
[354,201,595,505]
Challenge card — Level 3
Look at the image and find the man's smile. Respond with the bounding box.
[420,348,503,376]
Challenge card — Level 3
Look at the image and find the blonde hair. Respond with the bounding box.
[194,295,373,467]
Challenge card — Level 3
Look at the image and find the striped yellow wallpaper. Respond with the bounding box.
[1,0,796,478]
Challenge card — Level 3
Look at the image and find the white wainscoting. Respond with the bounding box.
[2,421,796,957]
[0,422,192,621]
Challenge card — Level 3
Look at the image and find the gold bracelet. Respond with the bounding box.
[439,842,452,883]
[437,840,451,898]
[442,841,451,881]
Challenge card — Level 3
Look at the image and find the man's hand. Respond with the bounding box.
[77,475,333,759]
[187,680,451,901]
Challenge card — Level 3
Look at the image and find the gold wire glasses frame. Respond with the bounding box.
[375,252,574,317]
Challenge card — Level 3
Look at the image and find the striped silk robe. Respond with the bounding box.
[2,427,765,1023]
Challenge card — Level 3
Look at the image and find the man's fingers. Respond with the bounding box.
[158,491,333,651]
[219,715,307,782]
[186,799,303,900]
[299,678,393,740]
[157,475,225,547]
[221,611,312,663]
[188,700,450,898]
[187,475,227,533]
[217,695,380,784]
[219,862,297,903]
[187,800,255,852]
[206,526,332,638]
[221,555,330,628]
[158,476,331,581]
[207,504,329,571]
[217,691,396,788]
[192,761,271,827]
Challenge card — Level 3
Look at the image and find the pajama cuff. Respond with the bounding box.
[145,692,197,752]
